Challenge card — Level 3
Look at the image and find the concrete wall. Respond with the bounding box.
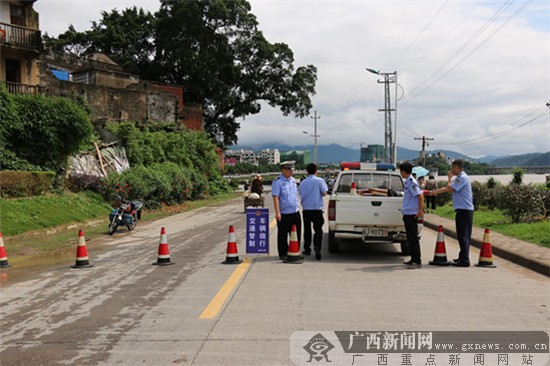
[0,2,10,23]
[0,1,39,29]
[72,69,140,89]
[0,48,40,84]
[39,62,177,124]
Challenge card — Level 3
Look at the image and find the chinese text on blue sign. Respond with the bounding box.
[246,208,269,254]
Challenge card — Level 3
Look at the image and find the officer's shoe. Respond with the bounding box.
[403,259,414,265]
[451,261,470,267]
[302,250,311,256]
[407,262,422,269]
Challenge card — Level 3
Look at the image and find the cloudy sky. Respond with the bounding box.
[35,0,549,158]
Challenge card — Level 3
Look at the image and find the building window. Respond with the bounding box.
[6,59,21,83]
[10,5,25,26]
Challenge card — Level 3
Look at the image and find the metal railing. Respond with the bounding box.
[0,22,42,52]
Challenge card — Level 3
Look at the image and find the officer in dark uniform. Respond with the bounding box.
[271,161,301,260]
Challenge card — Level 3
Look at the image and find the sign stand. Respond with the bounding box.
[245,208,269,255]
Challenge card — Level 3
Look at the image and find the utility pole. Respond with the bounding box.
[366,68,398,164]
[310,111,321,165]
[414,136,434,167]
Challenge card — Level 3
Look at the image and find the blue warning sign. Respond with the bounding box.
[246,208,269,254]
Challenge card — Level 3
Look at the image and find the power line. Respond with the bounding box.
[405,0,483,75]
[405,0,534,103]
[439,106,547,146]
[402,0,515,104]
[382,0,450,71]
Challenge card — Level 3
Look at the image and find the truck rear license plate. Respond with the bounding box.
[363,228,388,237]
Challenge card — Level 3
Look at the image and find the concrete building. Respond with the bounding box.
[1,1,203,131]
[225,148,281,166]
[360,144,385,163]
[257,149,280,165]
[0,0,42,94]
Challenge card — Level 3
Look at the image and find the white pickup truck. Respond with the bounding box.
[327,164,423,255]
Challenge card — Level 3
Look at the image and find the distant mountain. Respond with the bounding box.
[478,155,502,163]
[231,143,476,164]
[490,152,550,167]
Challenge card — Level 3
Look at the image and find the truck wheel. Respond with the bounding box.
[400,241,411,255]
[328,231,340,253]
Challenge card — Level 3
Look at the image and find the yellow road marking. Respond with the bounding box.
[199,258,252,319]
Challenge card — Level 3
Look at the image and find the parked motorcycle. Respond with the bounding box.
[108,197,143,235]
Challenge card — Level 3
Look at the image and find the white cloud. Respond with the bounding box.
[35,0,550,158]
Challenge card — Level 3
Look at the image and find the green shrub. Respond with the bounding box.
[228,178,239,189]
[103,165,172,209]
[107,123,220,175]
[511,168,524,185]
[0,171,55,197]
[436,180,452,206]
[541,189,550,219]
[11,95,93,169]
[496,184,545,223]
[102,163,216,209]
[206,171,232,197]
[472,181,502,211]
[1,87,93,170]
[150,162,195,204]
[486,177,499,189]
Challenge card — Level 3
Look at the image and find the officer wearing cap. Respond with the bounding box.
[272,160,301,260]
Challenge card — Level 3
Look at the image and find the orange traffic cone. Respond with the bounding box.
[153,227,175,266]
[350,182,357,196]
[284,225,303,264]
[429,225,451,266]
[71,230,93,268]
[222,225,242,264]
[0,232,12,269]
[475,228,496,268]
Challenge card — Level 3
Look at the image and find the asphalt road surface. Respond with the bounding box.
[0,194,548,365]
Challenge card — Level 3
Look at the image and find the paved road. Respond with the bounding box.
[0,195,548,365]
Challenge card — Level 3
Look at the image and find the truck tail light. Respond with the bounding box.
[328,200,336,221]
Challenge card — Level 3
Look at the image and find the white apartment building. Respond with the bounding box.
[226,148,280,165]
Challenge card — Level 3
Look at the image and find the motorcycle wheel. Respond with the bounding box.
[127,221,136,231]
[108,220,118,235]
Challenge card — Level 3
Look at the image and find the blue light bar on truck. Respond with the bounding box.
[340,162,396,171]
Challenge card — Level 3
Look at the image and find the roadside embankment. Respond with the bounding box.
[424,214,550,277]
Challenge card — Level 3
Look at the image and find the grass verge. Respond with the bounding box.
[433,204,550,248]
[1,191,241,257]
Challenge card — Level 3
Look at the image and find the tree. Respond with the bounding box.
[44,7,156,77]
[45,0,318,147]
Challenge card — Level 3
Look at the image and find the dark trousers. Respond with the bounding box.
[302,210,325,253]
[455,209,473,264]
[426,196,437,210]
[403,215,421,263]
[277,212,301,258]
